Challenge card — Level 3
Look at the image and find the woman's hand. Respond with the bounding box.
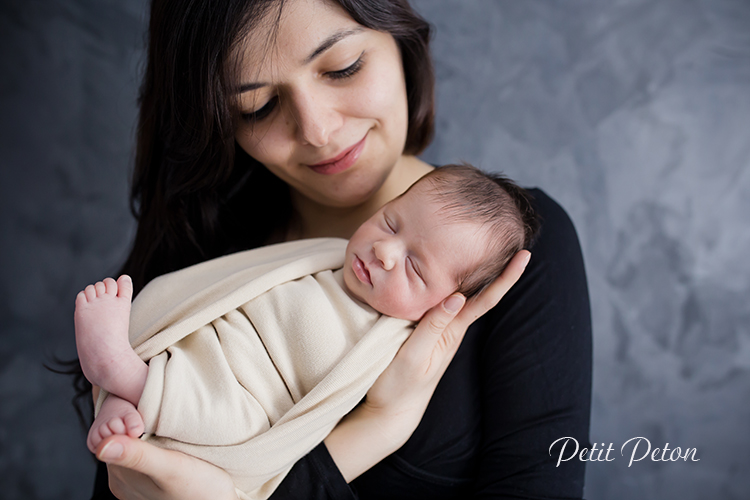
[325,250,531,482]
[94,435,239,500]
[95,251,531,494]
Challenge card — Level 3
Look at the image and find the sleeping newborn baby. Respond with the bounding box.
[74,163,538,497]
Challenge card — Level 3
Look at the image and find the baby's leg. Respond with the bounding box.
[87,394,144,453]
[75,275,147,406]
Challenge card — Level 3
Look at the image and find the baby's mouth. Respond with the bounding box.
[352,255,372,285]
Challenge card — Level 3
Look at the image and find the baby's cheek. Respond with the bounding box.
[373,291,417,321]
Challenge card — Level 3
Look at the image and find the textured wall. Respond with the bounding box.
[1,1,748,499]
[0,1,145,498]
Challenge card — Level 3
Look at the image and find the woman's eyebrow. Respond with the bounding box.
[238,27,365,94]
[304,27,364,64]
[239,81,266,93]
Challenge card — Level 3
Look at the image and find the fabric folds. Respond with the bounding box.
[95,238,413,499]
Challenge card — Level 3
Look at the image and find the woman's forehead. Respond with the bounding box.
[234,0,362,76]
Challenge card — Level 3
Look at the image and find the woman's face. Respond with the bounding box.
[233,0,410,209]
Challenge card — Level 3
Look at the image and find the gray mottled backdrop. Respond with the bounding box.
[1,0,748,499]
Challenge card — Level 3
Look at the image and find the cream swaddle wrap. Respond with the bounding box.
[94,238,413,499]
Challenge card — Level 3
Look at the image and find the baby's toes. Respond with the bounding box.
[87,432,99,454]
[123,411,144,438]
[94,281,107,297]
[87,424,108,453]
[97,421,115,440]
[106,417,127,436]
[75,290,88,308]
[84,284,97,302]
[117,275,133,301]
[103,277,118,296]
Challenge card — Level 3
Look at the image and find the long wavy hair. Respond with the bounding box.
[69,0,435,424]
[123,0,434,294]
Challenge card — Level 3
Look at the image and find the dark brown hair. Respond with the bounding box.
[122,0,435,295]
[68,0,435,423]
[417,164,540,298]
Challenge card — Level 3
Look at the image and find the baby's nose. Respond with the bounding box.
[373,239,399,271]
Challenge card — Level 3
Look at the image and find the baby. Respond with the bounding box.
[75,164,538,484]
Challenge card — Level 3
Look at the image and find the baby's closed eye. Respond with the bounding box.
[407,257,424,282]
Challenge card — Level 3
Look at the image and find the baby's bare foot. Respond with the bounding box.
[87,394,144,454]
[75,275,147,406]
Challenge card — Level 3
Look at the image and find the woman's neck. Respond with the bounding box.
[285,155,433,241]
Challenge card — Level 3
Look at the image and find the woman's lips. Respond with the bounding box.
[307,134,367,175]
[352,255,372,285]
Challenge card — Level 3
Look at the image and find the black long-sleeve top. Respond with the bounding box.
[93,189,592,499]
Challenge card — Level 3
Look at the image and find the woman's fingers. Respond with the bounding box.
[377,250,531,384]
[95,435,238,500]
[97,435,169,483]
[355,251,532,468]
[402,294,466,366]
[453,250,531,330]
[386,251,531,377]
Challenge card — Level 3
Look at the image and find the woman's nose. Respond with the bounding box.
[291,87,343,148]
[372,238,401,271]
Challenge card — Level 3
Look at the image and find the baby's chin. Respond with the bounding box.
[342,265,366,304]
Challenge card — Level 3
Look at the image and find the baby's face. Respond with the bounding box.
[344,183,485,321]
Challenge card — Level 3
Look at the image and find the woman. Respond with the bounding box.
[86,0,592,498]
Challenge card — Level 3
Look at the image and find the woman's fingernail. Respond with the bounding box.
[98,442,124,462]
[444,295,465,313]
[523,252,531,268]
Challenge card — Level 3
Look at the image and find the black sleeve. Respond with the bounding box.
[348,189,592,500]
[91,443,355,500]
[269,443,356,500]
[472,189,592,498]
[91,189,591,500]
[91,461,113,499]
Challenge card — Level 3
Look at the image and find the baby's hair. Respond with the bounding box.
[415,163,540,298]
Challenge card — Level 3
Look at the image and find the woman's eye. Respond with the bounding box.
[326,53,364,80]
[242,96,278,122]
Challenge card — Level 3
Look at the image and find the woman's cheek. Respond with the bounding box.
[347,48,407,126]
[237,119,293,169]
